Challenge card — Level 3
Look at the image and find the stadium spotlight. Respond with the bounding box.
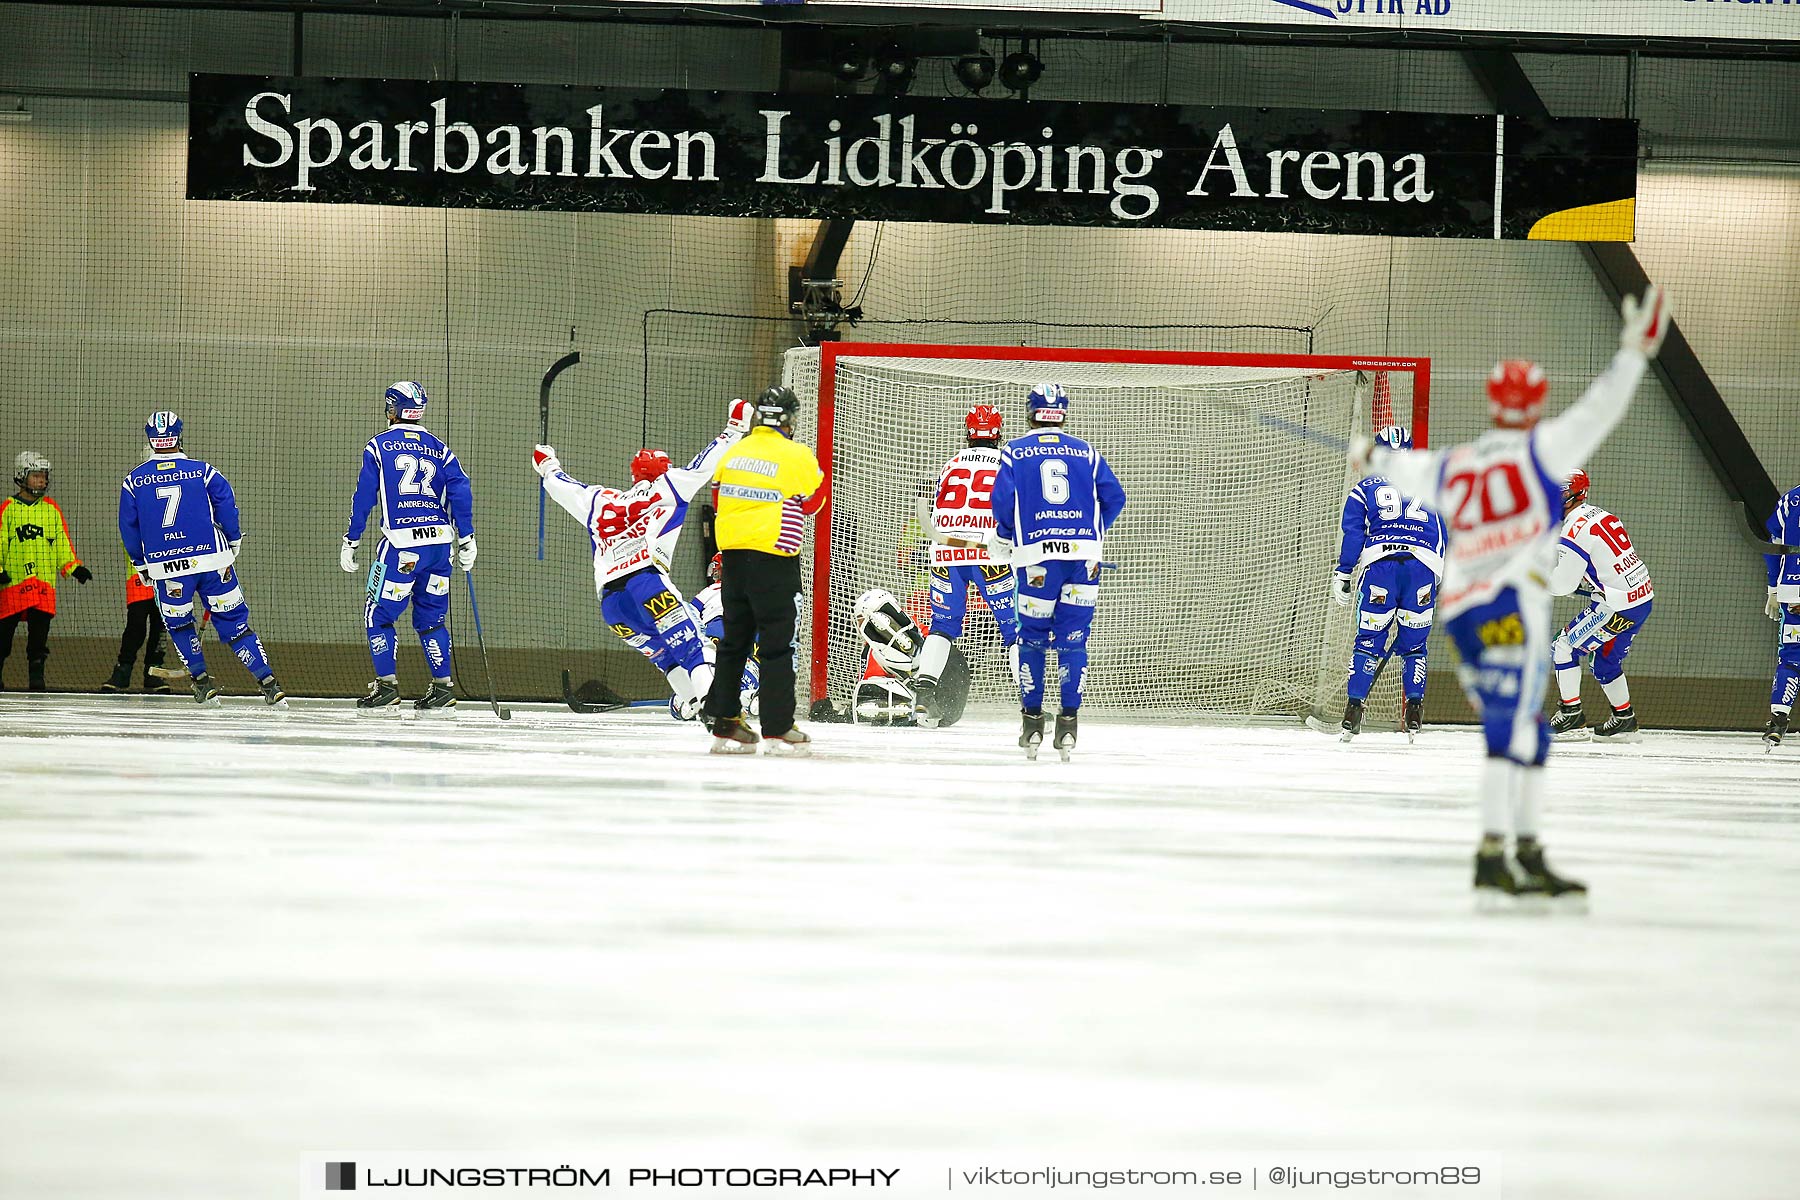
[873,43,916,87]
[999,49,1044,93]
[831,42,870,84]
[953,51,997,94]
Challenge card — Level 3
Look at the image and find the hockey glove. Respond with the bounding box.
[1620,284,1671,359]
[726,398,754,435]
[1330,571,1353,607]
[229,538,243,556]
[457,535,478,573]
[71,564,92,584]
[532,445,561,479]
[986,532,1014,566]
[1347,433,1375,478]
[1768,588,1784,621]
[340,539,359,574]
[132,565,152,588]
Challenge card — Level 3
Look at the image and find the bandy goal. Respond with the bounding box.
[782,343,1430,724]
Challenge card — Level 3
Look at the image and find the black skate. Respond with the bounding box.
[1340,698,1365,742]
[1550,701,1589,741]
[1473,846,1541,911]
[190,673,221,707]
[1053,712,1078,762]
[357,678,401,710]
[1765,712,1788,753]
[913,679,940,729]
[765,726,812,757]
[414,681,457,713]
[143,667,171,695]
[1403,698,1423,743]
[101,662,133,692]
[710,713,759,755]
[259,676,289,709]
[27,657,47,693]
[1593,705,1641,743]
[1515,838,1589,908]
[1019,710,1045,761]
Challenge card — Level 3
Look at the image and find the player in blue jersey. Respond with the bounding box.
[1331,424,1445,742]
[1763,483,1800,750]
[1354,284,1670,904]
[534,398,752,720]
[340,382,476,712]
[118,411,286,708]
[987,383,1127,761]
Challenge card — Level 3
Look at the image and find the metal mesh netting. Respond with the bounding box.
[785,347,1421,719]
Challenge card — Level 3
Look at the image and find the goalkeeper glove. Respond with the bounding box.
[1768,588,1784,622]
[340,539,359,574]
[1620,283,1671,359]
[71,565,92,584]
[532,445,561,479]
[726,398,754,435]
[457,535,478,573]
[1330,572,1353,607]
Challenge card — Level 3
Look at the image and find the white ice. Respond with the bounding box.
[2,696,1798,1199]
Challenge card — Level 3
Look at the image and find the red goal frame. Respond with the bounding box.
[807,343,1432,702]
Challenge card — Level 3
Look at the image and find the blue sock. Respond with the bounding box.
[368,625,397,677]
[419,626,452,680]
[1019,642,1048,712]
[1058,648,1088,711]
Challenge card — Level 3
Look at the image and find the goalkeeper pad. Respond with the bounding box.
[855,588,924,680]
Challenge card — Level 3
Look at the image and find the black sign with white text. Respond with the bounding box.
[187,74,1637,241]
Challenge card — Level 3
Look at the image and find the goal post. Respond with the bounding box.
[784,343,1430,722]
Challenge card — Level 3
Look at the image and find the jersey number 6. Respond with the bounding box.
[1039,460,1070,504]
[937,467,997,510]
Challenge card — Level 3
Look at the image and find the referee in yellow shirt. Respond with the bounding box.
[704,385,826,755]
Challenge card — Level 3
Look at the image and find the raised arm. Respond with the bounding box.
[1535,286,1670,481]
[531,447,609,525]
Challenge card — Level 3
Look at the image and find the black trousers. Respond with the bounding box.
[0,608,53,668]
[705,549,802,735]
[117,598,167,672]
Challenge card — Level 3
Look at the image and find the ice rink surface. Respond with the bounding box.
[3,694,1798,1199]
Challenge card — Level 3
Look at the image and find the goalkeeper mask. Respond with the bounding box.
[1485,360,1548,429]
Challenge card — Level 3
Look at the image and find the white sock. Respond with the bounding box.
[1599,675,1632,711]
[917,633,951,686]
[1555,666,1582,706]
[1479,758,1512,839]
[1512,765,1543,840]
[666,666,695,704]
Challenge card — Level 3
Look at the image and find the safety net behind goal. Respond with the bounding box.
[784,345,1428,723]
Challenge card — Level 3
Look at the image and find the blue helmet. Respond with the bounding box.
[146,410,183,452]
[1027,382,1069,425]
[384,381,430,422]
[1375,424,1412,451]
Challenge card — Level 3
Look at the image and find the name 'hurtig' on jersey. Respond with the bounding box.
[930,446,1002,567]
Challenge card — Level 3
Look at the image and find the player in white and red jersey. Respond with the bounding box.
[1547,471,1653,743]
[912,404,1019,721]
[1354,283,1671,905]
[533,399,751,717]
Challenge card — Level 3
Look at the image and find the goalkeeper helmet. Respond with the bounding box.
[708,552,722,583]
[1563,468,1590,515]
[13,450,50,498]
[1485,360,1548,429]
[383,381,430,423]
[1374,424,1412,451]
[966,404,1003,444]
[1027,382,1069,425]
[756,384,799,433]
[145,411,184,453]
[630,448,671,483]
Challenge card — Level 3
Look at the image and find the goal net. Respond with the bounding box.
[783,344,1429,724]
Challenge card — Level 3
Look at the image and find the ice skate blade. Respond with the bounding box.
[1552,730,1593,743]
[1405,730,1418,744]
[1057,747,1072,763]
[1022,741,1040,761]
[764,744,810,757]
[1339,729,1356,743]
[1474,889,1551,916]
[710,739,758,756]
[1593,732,1642,745]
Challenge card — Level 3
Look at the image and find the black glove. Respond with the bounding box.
[0,570,9,588]
[72,565,92,584]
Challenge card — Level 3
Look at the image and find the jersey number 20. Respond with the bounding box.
[1442,463,1528,531]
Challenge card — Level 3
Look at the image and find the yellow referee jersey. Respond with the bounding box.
[712,427,825,557]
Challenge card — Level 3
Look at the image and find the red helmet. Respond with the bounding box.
[707,552,722,582]
[1486,360,1549,428]
[966,404,1003,442]
[631,448,671,483]
[1563,468,1590,515]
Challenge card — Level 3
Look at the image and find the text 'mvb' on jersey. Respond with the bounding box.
[991,430,1126,565]
[119,453,240,580]
[1338,475,1445,577]
[349,425,474,547]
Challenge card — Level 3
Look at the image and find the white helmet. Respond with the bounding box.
[13,450,50,497]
